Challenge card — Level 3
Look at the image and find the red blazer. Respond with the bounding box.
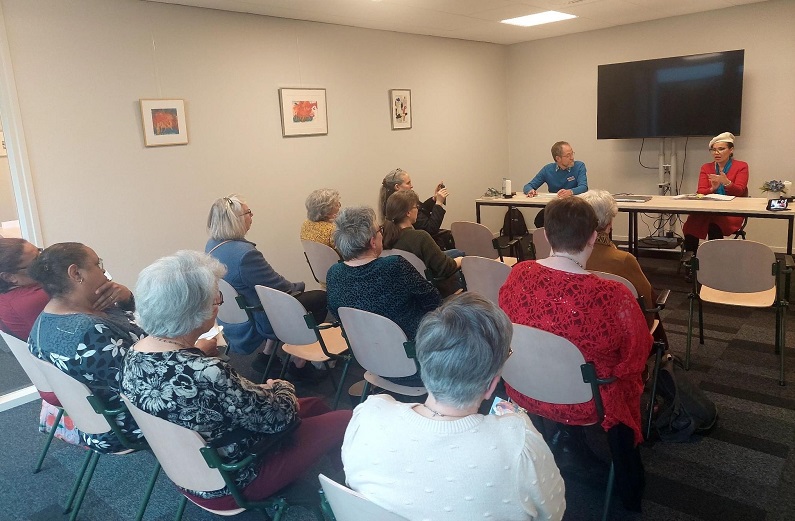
[683,159,749,238]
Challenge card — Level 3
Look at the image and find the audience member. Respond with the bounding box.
[342,293,565,521]
[379,168,456,250]
[0,238,49,340]
[499,197,651,511]
[523,141,588,228]
[327,206,440,385]
[206,194,326,381]
[122,250,350,510]
[382,190,462,296]
[300,188,340,248]
[27,242,142,453]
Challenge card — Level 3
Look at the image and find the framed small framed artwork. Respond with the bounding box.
[390,89,412,130]
[279,88,328,137]
[139,99,188,147]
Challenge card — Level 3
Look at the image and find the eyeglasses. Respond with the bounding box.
[241,209,253,216]
[213,290,224,307]
[709,147,730,153]
[507,348,514,359]
[376,225,384,236]
[561,152,575,158]
[97,258,104,271]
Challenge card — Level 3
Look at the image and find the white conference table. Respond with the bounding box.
[475,194,795,258]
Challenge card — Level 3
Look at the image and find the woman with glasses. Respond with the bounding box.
[1,238,130,340]
[206,194,327,381]
[327,206,441,346]
[682,132,749,260]
[26,242,143,453]
[122,251,351,510]
[379,168,456,250]
[382,190,463,296]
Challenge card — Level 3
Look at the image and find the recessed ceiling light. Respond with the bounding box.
[501,11,577,28]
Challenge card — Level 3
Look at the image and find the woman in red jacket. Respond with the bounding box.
[682,132,749,255]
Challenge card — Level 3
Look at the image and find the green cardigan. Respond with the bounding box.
[392,228,458,279]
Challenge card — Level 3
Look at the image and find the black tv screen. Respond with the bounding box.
[597,50,744,139]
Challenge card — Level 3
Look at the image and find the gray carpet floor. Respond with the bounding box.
[1,254,793,520]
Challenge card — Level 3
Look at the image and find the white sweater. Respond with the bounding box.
[341,395,565,521]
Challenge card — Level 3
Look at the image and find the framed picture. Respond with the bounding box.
[390,89,412,130]
[279,88,328,137]
[0,131,6,157]
[139,99,188,147]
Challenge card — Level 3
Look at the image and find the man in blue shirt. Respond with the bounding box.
[523,141,588,227]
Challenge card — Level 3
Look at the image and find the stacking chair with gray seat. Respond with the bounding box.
[686,239,792,385]
[32,357,159,521]
[255,284,352,409]
[501,324,617,521]
[318,473,409,521]
[530,227,552,260]
[379,248,428,277]
[450,221,518,265]
[121,395,304,521]
[301,239,341,286]
[337,307,426,403]
[460,256,512,306]
[0,330,66,473]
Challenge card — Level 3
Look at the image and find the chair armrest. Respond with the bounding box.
[204,420,302,471]
[645,289,671,314]
[235,295,263,313]
[785,255,795,272]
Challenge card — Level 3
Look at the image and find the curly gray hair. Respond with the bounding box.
[305,188,341,222]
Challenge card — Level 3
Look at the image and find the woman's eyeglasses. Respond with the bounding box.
[213,291,224,307]
[709,147,730,153]
[241,209,253,216]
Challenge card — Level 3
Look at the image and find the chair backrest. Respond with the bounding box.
[450,221,500,259]
[121,395,226,492]
[697,239,776,293]
[590,271,639,298]
[460,256,512,305]
[379,249,427,276]
[216,279,250,324]
[302,239,341,285]
[319,474,409,521]
[0,330,51,392]
[255,285,317,346]
[502,324,593,405]
[34,359,113,435]
[532,228,551,259]
[337,307,417,378]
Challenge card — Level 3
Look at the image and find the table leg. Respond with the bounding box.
[787,217,793,301]
[476,203,481,224]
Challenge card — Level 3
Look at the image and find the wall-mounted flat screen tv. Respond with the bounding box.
[597,50,744,139]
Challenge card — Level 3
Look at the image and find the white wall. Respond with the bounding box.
[506,0,795,248]
[0,0,508,286]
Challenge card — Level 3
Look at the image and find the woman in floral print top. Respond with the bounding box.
[27,242,142,453]
[121,250,351,509]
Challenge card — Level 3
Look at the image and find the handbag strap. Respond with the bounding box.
[207,240,232,255]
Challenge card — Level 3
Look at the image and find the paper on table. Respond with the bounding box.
[673,194,735,201]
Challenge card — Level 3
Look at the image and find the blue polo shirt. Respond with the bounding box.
[523,161,588,195]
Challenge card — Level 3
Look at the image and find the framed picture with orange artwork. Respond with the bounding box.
[279,88,328,137]
[139,99,188,147]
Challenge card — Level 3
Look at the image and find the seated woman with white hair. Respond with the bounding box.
[121,250,351,511]
[300,188,341,248]
[342,293,565,521]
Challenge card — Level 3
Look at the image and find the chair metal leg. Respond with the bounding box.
[645,343,664,440]
[686,294,695,370]
[174,495,188,521]
[359,381,371,405]
[69,451,101,521]
[332,359,352,410]
[698,297,704,345]
[64,449,94,514]
[601,462,615,521]
[260,343,283,384]
[279,354,292,379]
[134,462,161,521]
[778,304,787,386]
[319,488,336,521]
[34,407,64,473]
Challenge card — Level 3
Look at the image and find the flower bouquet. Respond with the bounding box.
[760,180,790,195]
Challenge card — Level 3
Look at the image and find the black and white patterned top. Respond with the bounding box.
[29,309,146,453]
[120,347,298,499]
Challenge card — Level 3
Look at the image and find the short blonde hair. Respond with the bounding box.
[579,190,617,232]
[207,194,248,240]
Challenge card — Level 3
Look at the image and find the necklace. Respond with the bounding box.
[151,336,192,349]
[421,403,469,418]
[550,253,585,269]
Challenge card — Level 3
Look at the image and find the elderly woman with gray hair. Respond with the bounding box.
[121,250,351,511]
[341,293,565,521]
[300,188,341,248]
[206,194,326,381]
[326,206,441,347]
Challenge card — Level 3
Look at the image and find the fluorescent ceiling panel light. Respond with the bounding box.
[501,11,577,27]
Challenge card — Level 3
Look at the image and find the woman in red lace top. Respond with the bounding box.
[498,196,652,510]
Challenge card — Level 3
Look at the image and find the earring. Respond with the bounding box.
[78,278,84,284]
